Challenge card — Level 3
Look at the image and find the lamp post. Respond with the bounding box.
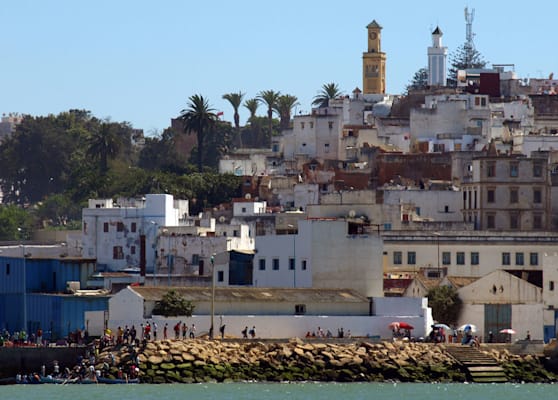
[210,253,216,339]
[18,228,27,334]
[288,224,296,288]
[433,232,441,278]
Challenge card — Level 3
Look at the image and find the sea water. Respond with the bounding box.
[3,382,558,400]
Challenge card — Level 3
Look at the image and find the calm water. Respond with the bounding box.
[3,382,558,400]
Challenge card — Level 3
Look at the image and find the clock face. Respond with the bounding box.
[369,32,377,40]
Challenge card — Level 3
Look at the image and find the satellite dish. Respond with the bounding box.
[348,210,356,218]
[218,216,226,223]
[245,193,251,199]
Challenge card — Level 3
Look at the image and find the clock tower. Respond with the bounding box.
[362,20,386,94]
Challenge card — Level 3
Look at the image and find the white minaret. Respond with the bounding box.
[427,26,447,86]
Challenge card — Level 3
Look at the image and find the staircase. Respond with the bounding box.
[444,345,508,383]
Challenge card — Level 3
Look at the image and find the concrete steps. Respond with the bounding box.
[444,345,508,383]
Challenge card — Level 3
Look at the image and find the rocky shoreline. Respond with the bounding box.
[92,338,558,384]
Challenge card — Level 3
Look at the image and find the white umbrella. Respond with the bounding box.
[458,324,477,333]
[433,323,451,331]
[499,328,516,335]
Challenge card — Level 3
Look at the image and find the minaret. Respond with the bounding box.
[362,20,386,94]
[427,26,447,86]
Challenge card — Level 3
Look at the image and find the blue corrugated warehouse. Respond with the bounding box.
[0,255,109,341]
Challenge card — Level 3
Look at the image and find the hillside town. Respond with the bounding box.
[1,12,558,348]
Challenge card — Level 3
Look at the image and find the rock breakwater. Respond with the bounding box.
[95,339,558,384]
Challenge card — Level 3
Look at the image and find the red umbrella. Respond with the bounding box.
[389,321,414,330]
[399,322,414,330]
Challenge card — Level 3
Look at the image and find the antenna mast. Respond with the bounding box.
[464,7,475,68]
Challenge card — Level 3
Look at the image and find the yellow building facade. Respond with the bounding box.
[362,20,386,94]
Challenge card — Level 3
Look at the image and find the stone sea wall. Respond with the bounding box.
[96,339,558,384]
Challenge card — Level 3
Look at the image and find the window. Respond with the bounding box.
[456,252,465,265]
[192,254,199,265]
[509,188,518,203]
[117,222,124,232]
[103,222,109,232]
[487,189,495,203]
[471,252,479,265]
[302,260,307,270]
[442,252,451,265]
[515,252,524,265]
[510,162,519,177]
[502,252,511,265]
[300,122,305,129]
[83,222,87,233]
[393,251,402,265]
[533,163,543,177]
[324,143,330,153]
[6,263,10,275]
[295,304,306,315]
[328,121,334,129]
[309,122,314,129]
[444,205,449,213]
[217,271,224,282]
[130,246,136,255]
[487,214,495,229]
[383,223,392,231]
[272,258,280,270]
[487,161,496,177]
[131,222,137,233]
[289,258,295,270]
[530,252,538,266]
[241,207,246,213]
[550,281,555,291]
[415,207,421,216]
[113,246,124,260]
[259,259,266,271]
[533,188,542,204]
[407,252,416,265]
[510,213,519,229]
[533,214,543,229]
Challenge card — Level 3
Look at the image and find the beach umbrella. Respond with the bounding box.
[458,324,477,333]
[433,323,451,331]
[398,322,414,330]
[499,328,516,335]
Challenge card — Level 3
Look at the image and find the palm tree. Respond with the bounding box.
[257,90,281,137]
[222,91,245,148]
[312,82,342,108]
[273,94,299,130]
[87,121,123,174]
[179,94,218,172]
[243,98,259,123]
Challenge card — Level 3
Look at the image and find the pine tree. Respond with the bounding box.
[447,43,488,87]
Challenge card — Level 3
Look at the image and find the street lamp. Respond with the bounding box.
[210,253,216,339]
[433,232,441,278]
[288,224,296,288]
[18,228,27,334]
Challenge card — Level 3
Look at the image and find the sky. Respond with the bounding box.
[1,0,556,135]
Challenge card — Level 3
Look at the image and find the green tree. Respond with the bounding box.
[243,98,259,122]
[448,43,488,86]
[405,67,428,93]
[179,94,218,172]
[35,193,82,227]
[0,205,34,240]
[257,90,281,139]
[426,285,462,325]
[312,82,342,108]
[273,94,299,131]
[222,91,245,148]
[152,290,195,317]
[87,121,126,174]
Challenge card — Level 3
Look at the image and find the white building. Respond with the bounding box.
[253,218,384,298]
[82,194,187,272]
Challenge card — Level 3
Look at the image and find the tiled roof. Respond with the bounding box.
[130,286,369,303]
[446,276,479,289]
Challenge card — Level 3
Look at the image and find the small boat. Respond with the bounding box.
[97,376,140,384]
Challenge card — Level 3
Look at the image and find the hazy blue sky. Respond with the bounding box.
[1,0,555,134]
